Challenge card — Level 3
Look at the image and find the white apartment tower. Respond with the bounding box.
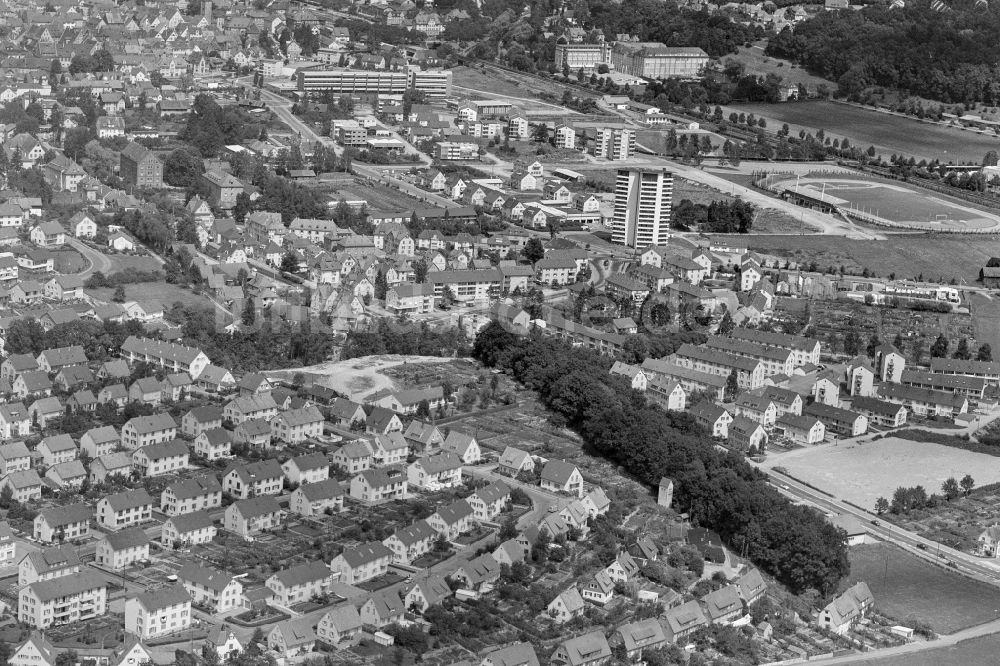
[611,168,673,248]
[592,128,635,160]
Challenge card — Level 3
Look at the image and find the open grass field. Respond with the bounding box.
[86,283,214,310]
[844,542,1000,634]
[763,438,1000,509]
[725,41,836,90]
[970,293,1000,356]
[452,66,536,100]
[715,233,1000,283]
[104,253,163,273]
[730,100,1000,163]
[772,177,1000,229]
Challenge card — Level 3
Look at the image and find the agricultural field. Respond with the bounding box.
[729,100,1000,163]
[863,634,1000,665]
[762,437,1000,509]
[720,234,1000,284]
[844,542,1000,634]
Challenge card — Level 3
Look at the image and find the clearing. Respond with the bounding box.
[265,354,455,401]
[725,41,836,91]
[86,283,215,310]
[844,542,1000,634]
[729,100,1000,163]
[714,234,1000,283]
[761,437,1000,509]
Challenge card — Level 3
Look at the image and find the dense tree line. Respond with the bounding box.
[767,5,1000,103]
[5,319,145,359]
[473,323,850,595]
[167,304,333,371]
[672,199,755,233]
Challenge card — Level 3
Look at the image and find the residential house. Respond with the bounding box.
[96,489,154,530]
[95,528,150,570]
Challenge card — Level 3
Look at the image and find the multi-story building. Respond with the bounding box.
[329,542,393,584]
[177,564,244,613]
[95,528,150,569]
[96,489,154,530]
[592,127,635,161]
[162,510,217,549]
[161,476,223,516]
[223,460,283,499]
[119,142,164,189]
[554,42,609,71]
[121,337,210,379]
[271,406,324,444]
[609,42,708,79]
[671,343,765,391]
[19,571,107,628]
[200,171,244,210]
[610,168,672,248]
[266,561,331,606]
[33,503,91,543]
[124,585,191,639]
[132,440,189,477]
[224,496,282,539]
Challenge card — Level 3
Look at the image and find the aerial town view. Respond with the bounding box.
[3,0,1000,664]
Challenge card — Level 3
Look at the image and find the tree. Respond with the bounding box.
[843,330,862,356]
[866,334,881,359]
[725,369,739,401]
[413,258,428,284]
[930,334,949,358]
[242,298,256,326]
[953,337,972,360]
[55,650,78,666]
[978,343,993,362]
[523,237,545,264]
[280,252,299,274]
[415,399,430,419]
[112,285,126,303]
[874,496,889,514]
[374,270,388,300]
[717,309,734,335]
[961,474,975,496]
[942,477,960,500]
[163,146,205,188]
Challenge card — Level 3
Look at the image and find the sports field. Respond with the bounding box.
[731,101,1000,163]
[763,437,1000,509]
[771,177,1000,230]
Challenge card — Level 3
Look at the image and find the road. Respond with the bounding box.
[67,237,113,278]
[464,463,571,530]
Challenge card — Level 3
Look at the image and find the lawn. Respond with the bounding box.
[844,542,1000,634]
[728,100,1000,163]
[715,233,1000,283]
[762,437,1000,509]
[104,253,162,272]
[452,66,534,99]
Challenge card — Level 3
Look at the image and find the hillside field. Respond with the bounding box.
[729,101,1000,163]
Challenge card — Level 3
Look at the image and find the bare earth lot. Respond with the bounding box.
[266,354,455,401]
[730,101,1000,163]
[722,234,1000,283]
[762,438,1000,509]
[845,543,1000,634]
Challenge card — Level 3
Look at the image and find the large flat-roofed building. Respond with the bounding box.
[470,100,514,117]
[554,42,609,71]
[610,43,708,79]
[611,168,672,248]
[296,68,452,98]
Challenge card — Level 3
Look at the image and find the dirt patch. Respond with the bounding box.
[265,354,455,401]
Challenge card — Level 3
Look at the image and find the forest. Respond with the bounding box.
[473,323,850,596]
[767,4,1000,103]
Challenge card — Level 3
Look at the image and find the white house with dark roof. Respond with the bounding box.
[121,413,177,450]
[282,452,330,486]
[161,476,223,516]
[407,451,462,490]
[441,430,480,464]
[540,460,584,497]
[350,468,406,504]
[132,439,189,477]
[467,481,511,521]
[272,406,325,444]
[223,459,283,499]
[547,586,585,624]
[550,631,611,666]
[97,489,153,530]
[124,584,192,639]
[194,428,233,460]
[383,519,437,564]
[329,542,393,584]
[80,426,120,458]
[224,496,283,539]
[290,479,345,516]
[266,561,332,606]
[317,605,363,646]
[162,510,217,549]
[95,527,150,569]
[33,503,91,543]
[497,446,534,477]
